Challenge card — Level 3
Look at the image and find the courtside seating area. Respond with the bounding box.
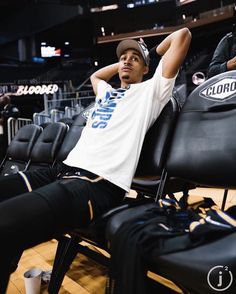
[2,70,236,294]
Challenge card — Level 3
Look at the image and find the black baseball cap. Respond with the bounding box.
[116,39,150,66]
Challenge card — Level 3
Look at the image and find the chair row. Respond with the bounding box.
[48,70,236,294]
[3,70,236,293]
[0,112,86,176]
[32,102,95,128]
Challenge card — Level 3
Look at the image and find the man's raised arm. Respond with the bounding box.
[90,63,119,95]
[156,28,192,79]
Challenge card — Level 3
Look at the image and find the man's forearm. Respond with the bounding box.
[91,63,119,82]
[90,63,119,95]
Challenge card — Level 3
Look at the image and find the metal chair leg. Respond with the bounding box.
[48,235,81,294]
[221,189,228,211]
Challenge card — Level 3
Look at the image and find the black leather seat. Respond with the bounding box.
[152,232,236,294]
[28,122,68,170]
[0,124,42,175]
[131,91,195,198]
[48,96,189,293]
[153,70,236,294]
[107,71,236,294]
[53,114,86,165]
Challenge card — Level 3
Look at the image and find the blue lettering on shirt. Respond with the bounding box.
[91,88,126,129]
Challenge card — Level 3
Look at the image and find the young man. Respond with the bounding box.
[0,27,191,292]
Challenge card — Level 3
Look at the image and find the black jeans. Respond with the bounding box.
[0,164,125,293]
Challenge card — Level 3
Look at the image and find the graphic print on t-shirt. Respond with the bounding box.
[90,88,127,129]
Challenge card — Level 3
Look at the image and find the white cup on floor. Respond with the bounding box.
[23,268,42,294]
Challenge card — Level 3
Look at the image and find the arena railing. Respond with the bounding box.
[33,112,51,126]
[7,117,33,145]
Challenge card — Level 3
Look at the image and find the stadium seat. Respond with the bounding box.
[28,122,68,170]
[0,124,42,176]
[53,113,86,165]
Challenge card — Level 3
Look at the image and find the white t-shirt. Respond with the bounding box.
[64,60,176,192]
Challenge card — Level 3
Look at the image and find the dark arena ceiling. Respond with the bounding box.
[0,0,235,65]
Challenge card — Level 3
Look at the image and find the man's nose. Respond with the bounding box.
[124,57,132,64]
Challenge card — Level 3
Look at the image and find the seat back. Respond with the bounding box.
[55,113,86,163]
[131,97,180,195]
[166,70,236,189]
[28,122,68,170]
[0,124,42,175]
[134,97,179,178]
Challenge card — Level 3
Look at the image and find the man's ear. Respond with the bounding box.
[143,66,149,75]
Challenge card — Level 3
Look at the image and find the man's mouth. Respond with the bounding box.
[122,66,132,72]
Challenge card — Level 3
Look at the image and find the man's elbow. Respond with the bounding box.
[180,27,192,41]
[90,72,97,84]
[178,28,192,52]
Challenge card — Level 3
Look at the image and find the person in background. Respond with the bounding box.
[207,24,236,78]
[0,27,191,293]
[0,94,11,160]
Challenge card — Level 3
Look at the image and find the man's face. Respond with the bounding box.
[118,49,148,86]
